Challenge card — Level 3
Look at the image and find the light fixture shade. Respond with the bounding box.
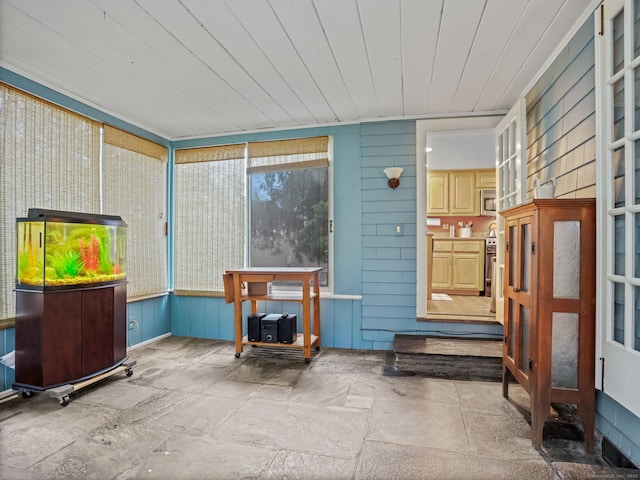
[383,167,404,179]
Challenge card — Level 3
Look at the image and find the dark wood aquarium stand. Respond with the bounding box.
[13,209,134,406]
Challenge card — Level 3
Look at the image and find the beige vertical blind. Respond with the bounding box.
[102,126,168,299]
[174,145,246,294]
[0,83,101,322]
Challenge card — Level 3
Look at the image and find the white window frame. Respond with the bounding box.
[595,0,640,417]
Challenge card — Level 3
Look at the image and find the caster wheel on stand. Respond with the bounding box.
[235,353,241,358]
[59,396,70,407]
[21,390,34,399]
[125,368,133,377]
[304,358,310,364]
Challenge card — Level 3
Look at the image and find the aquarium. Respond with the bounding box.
[16,209,127,290]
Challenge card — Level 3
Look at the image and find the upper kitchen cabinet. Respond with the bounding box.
[475,169,497,189]
[427,168,495,216]
[427,171,449,215]
[449,171,476,215]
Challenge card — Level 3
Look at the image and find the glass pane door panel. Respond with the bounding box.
[521,223,530,293]
[614,281,625,343]
[554,221,580,298]
[614,215,626,275]
[614,78,625,141]
[520,305,530,372]
[635,0,640,58]
[614,10,624,74]
[635,286,640,351]
[614,147,625,207]
[635,69,640,129]
[635,140,640,204]
[551,312,579,388]
[636,213,640,277]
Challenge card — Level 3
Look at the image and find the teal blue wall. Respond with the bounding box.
[596,391,640,466]
[170,121,503,350]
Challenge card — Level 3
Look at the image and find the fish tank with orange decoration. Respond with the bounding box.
[16,209,127,290]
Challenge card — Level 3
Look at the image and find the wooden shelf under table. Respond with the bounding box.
[242,333,320,350]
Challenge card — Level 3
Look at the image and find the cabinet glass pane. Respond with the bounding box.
[521,223,530,293]
[614,10,624,74]
[551,312,579,389]
[508,299,515,357]
[614,147,625,208]
[635,286,640,351]
[613,79,625,141]
[614,282,625,344]
[508,225,516,286]
[553,221,580,298]
[520,305,530,372]
[614,215,626,276]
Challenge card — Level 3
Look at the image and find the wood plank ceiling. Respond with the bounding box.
[0,0,595,140]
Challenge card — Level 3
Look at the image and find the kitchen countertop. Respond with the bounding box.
[430,235,487,241]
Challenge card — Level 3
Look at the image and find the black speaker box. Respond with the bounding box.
[261,314,280,343]
[278,313,297,343]
[247,313,266,342]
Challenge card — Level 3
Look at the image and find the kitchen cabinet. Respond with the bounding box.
[431,239,485,294]
[449,171,476,214]
[500,199,596,453]
[427,169,495,216]
[475,168,496,188]
[431,240,453,289]
[427,171,449,215]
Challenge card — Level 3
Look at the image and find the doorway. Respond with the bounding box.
[416,117,502,322]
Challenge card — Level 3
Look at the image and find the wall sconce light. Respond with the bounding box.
[383,167,404,189]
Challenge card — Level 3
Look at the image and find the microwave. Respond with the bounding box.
[480,189,497,216]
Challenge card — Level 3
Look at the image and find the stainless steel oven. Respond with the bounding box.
[484,237,496,297]
[480,189,497,216]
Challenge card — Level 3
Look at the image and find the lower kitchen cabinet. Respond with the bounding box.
[431,239,485,294]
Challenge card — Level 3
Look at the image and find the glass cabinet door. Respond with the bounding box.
[504,215,534,385]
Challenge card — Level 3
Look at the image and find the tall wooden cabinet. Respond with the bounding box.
[500,199,596,452]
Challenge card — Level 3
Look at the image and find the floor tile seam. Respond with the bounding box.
[457,408,548,464]
[353,391,377,480]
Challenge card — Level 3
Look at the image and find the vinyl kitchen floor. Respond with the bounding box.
[0,336,634,479]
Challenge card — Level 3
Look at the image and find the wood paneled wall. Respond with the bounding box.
[526,18,596,199]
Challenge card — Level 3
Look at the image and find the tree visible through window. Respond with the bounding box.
[250,167,328,285]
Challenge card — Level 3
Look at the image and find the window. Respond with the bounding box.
[173,136,331,294]
[0,84,168,324]
[0,83,100,323]
[102,126,168,299]
[248,138,330,286]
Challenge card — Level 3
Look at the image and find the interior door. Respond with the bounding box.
[495,99,528,325]
[595,0,640,417]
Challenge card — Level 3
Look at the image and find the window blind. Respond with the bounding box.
[0,83,101,322]
[173,145,246,295]
[102,125,168,299]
